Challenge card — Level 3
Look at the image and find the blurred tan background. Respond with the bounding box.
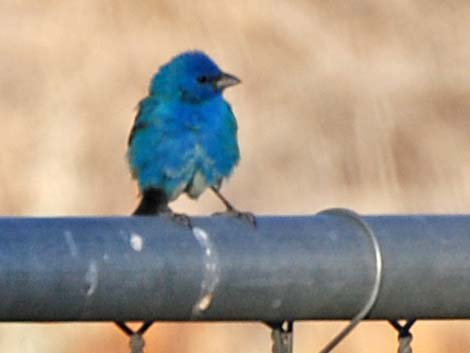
[2,1,470,352]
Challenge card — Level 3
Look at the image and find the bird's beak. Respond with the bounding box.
[214,72,241,90]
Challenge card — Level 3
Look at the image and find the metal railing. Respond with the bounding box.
[0,211,468,321]
[1,210,469,352]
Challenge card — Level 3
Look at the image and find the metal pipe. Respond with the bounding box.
[0,213,469,322]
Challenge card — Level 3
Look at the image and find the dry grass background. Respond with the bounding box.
[1,1,470,352]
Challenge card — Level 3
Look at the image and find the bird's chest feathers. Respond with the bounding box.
[159,100,228,164]
[182,113,204,132]
[174,101,220,133]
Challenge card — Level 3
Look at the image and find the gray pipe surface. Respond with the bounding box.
[0,213,468,322]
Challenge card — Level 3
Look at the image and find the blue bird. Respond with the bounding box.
[127,51,253,225]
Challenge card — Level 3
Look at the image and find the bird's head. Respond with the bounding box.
[150,51,240,103]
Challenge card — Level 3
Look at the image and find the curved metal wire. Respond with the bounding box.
[316,208,384,353]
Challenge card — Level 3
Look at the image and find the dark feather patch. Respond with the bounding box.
[128,119,148,146]
[128,99,152,146]
[133,188,169,215]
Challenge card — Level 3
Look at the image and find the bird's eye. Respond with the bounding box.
[197,76,209,83]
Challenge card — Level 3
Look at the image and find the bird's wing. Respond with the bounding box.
[127,97,197,197]
[128,97,160,146]
[128,119,147,147]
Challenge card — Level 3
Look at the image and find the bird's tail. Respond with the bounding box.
[133,188,169,215]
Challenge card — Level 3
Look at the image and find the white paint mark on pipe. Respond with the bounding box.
[130,232,144,252]
[85,260,98,296]
[64,230,78,257]
[191,227,220,316]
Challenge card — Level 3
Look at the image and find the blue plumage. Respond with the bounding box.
[127,51,241,215]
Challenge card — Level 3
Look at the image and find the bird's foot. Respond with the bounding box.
[213,209,257,227]
[210,187,256,227]
[162,211,193,229]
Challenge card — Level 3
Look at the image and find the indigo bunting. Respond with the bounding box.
[128,51,253,225]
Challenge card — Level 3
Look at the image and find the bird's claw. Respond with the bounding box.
[213,209,257,227]
[163,211,193,229]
